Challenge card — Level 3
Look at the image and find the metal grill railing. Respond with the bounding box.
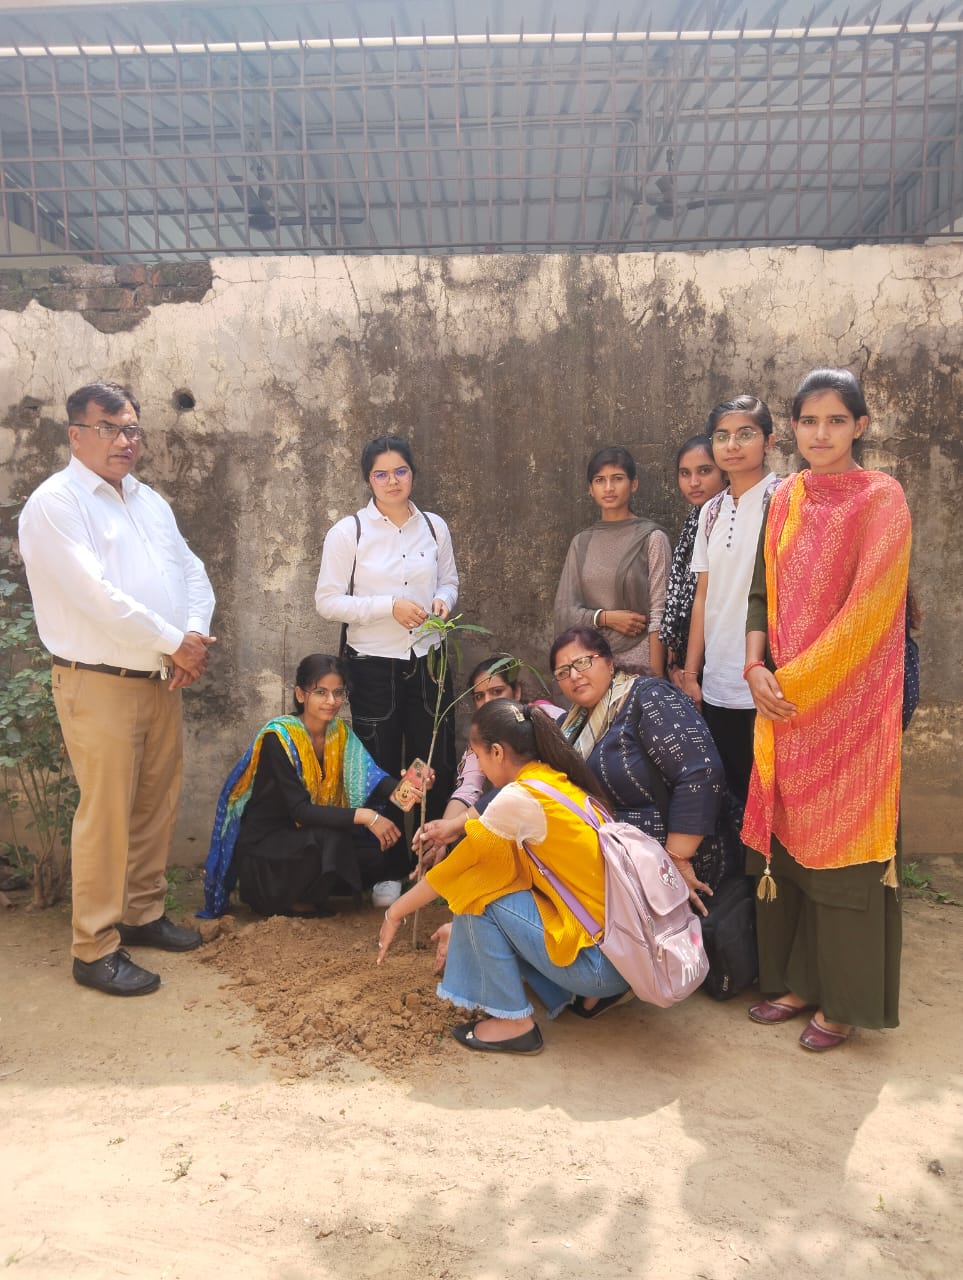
[0,21,961,259]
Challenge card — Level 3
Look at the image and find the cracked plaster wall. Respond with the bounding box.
[1,244,960,858]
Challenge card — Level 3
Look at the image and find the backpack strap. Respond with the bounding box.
[338,513,363,658]
[705,475,779,543]
[702,489,728,541]
[522,836,603,940]
[518,779,610,936]
[421,511,438,542]
[522,778,612,827]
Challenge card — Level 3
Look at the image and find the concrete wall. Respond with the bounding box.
[1,245,960,858]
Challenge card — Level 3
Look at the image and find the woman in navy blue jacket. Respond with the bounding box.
[550,625,735,904]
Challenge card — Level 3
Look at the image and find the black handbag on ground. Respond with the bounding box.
[700,874,758,1000]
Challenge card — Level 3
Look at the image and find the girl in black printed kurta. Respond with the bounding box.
[660,434,728,690]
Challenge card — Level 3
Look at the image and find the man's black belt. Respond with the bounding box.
[52,655,168,680]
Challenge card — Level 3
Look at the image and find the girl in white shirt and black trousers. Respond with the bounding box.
[315,436,460,904]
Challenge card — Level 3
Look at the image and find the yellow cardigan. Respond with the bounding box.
[425,761,606,966]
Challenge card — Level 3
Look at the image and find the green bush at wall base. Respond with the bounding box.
[0,564,78,908]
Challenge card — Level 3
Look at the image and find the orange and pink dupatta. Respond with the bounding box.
[742,469,911,874]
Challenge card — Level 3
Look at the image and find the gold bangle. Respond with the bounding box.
[367,812,380,829]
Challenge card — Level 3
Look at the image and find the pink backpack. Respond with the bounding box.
[522,780,708,1008]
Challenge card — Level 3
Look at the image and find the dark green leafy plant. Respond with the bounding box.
[901,860,959,906]
[0,564,78,907]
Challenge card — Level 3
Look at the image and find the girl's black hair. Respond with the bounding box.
[470,700,609,807]
[675,434,716,469]
[293,653,349,715]
[706,395,774,439]
[586,445,637,484]
[790,368,869,422]
[467,654,522,690]
[907,583,922,633]
[360,435,417,483]
[548,625,614,673]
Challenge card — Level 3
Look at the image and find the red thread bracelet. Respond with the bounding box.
[743,660,767,680]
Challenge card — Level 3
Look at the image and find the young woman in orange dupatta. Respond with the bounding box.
[741,369,911,1052]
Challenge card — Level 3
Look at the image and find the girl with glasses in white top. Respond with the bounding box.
[682,397,780,810]
[315,436,460,906]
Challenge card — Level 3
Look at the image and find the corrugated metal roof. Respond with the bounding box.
[0,2,960,257]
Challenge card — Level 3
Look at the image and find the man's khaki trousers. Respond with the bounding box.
[52,665,183,962]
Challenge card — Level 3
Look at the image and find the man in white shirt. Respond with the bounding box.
[18,381,216,996]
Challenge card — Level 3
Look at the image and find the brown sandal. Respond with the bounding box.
[798,1017,853,1052]
[748,999,818,1025]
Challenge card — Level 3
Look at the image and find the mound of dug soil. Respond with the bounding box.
[197,903,458,1076]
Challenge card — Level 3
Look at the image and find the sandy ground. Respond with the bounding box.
[2,860,961,1280]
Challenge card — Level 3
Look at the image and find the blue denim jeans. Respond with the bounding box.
[437,890,629,1020]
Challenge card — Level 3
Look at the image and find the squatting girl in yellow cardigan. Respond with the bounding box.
[376,699,632,1055]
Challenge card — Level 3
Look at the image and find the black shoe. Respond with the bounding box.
[117,914,202,952]
[73,949,160,996]
[568,990,634,1020]
[451,1020,545,1055]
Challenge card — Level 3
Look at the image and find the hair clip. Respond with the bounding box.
[511,704,525,722]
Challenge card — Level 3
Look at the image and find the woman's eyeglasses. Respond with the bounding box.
[711,426,761,446]
[370,466,411,484]
[553,654,600,681]
[308,687,347,701]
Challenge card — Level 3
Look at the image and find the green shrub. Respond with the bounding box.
[0,555,78,908]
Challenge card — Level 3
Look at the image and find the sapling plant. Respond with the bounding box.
[409,616,548,946]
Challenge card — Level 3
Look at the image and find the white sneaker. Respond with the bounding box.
[371,880,403,908]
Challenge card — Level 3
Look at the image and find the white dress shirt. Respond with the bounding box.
[315,499,459,658]
[18,455,215,671]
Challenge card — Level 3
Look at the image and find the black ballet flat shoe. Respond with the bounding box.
[569,990,634,1020]
[451,1019,545,1055]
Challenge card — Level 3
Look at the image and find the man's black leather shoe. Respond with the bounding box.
[117,914,202,952]
[72,949,160,996]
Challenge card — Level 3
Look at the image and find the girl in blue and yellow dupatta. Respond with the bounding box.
[200,655,405,918]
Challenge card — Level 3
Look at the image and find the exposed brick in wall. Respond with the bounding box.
[0,263,213,333]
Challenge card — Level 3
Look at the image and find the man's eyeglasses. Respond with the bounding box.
[370,466,411,485]
[70,422,144,442]
[711,426,761,446]
[553,654,600,682]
